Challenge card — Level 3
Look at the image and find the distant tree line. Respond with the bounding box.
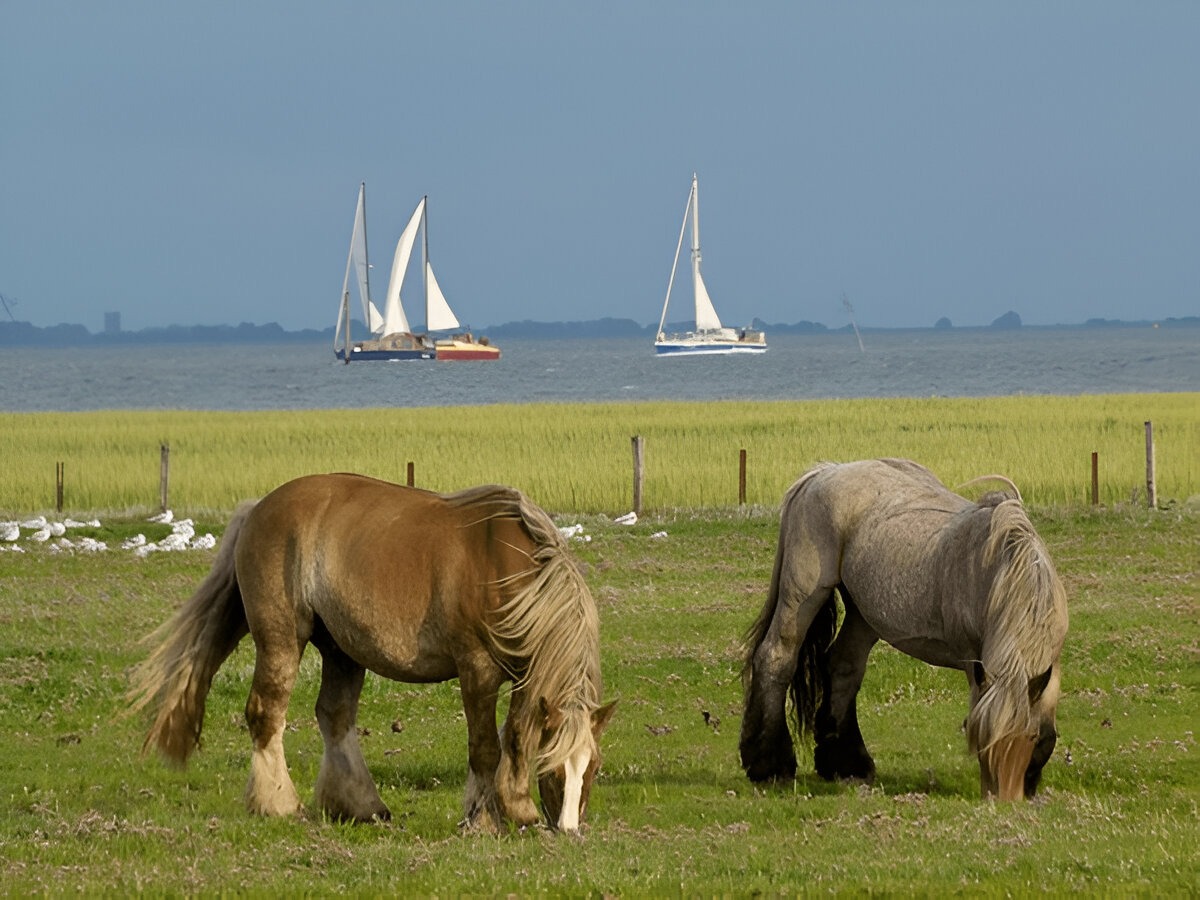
[2,313,1196,347]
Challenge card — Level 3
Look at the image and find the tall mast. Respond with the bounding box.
[421,195,429,330]
[360,182,371,307]
[342,285,351,363]
[690,173,702,291]
[657,176,693,338]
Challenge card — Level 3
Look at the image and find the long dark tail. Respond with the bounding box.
[742,466,839,750]
[127,501,256,765]
[790,594,838,743]
[741,541,786,692]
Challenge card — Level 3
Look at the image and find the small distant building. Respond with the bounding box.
[104,312,121,334]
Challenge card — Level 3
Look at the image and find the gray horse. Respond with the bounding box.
[740,459,1068,801]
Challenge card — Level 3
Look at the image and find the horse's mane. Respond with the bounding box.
[444,485,601,775]
[966,498,1068,764]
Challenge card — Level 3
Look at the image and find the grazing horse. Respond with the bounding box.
[129,473,616,831]
[740,459,1067,801]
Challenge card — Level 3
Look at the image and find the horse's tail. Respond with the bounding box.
[741,540,784,686]
[790,593,838,742]
[127,501,256,766]
[743,463,838,743]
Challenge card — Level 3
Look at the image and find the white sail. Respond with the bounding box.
[366,301,384,333]
[336,183,499,361]
[346,185,385,332]
[693,271,723,331]
[689,174,723,332]
[424,262,460,332]
[381,199,424,336]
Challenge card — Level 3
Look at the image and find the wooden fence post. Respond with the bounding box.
[56,462,64,513]
[1090,451,1099,506]
[159,443,170,513]
[1144,421,1156,509]
[406,461,415,487]
[631,435,644,515]
[739,449,747,506]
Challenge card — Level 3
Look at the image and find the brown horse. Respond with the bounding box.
[740,459,1068,801]
[129,473,615,831]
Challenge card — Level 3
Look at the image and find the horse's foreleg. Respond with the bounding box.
[457,659,509,832]
[813,602,877,783]
[243,640,304,817]
[741,580,834,782]
[495,691,541,827]
[312,635,390,823]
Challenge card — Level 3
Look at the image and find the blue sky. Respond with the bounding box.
[2,2,1197,332]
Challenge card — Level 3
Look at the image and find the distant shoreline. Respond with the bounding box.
[1,314,1196,348]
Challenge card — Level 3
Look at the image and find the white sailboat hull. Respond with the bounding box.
[655,329,768,356]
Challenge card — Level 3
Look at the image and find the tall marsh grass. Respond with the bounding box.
[2,394,1196,515]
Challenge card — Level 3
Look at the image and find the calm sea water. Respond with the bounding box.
[2,327,1196,412]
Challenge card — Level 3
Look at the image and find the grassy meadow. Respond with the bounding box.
[2,393,1198,516]
[1,395,1197,893]
[0,505,1196,894]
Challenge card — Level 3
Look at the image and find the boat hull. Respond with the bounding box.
[336,346,434,361]
[436,346,501,361]
[335,331,441,362]
[655,332,768,356]
[655,343,768,356]
[434,335,501,361]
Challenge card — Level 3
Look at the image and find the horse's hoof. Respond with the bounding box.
[458,812,502,835]
[322,803,391,824]
[742,757,798,783]
[815,741,875,782]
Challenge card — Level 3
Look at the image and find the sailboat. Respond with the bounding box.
[334,183,500,362]
[654,173,766,356]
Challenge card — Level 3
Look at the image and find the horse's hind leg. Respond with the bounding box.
[742,584,836,782]
[243,637,304,817]
[814,600,878,783]
[311,627,390,823]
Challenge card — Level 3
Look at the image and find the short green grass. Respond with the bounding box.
[1,503,1195,894]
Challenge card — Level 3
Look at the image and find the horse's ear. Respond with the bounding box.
[1028,665,1053,704]
[591,700,618,737]
[967,660,989,693]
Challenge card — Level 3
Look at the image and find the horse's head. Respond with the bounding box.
[536,700,617,832]
[966,659,1060,801]
[965,498,1068,801]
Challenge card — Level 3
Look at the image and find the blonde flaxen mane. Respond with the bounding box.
[445,486,602,775]
[966,498,1068,768]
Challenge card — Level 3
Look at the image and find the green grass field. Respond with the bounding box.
[1,507,1196,892]
[1,397,1197,893]
[2,394,1197,515]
